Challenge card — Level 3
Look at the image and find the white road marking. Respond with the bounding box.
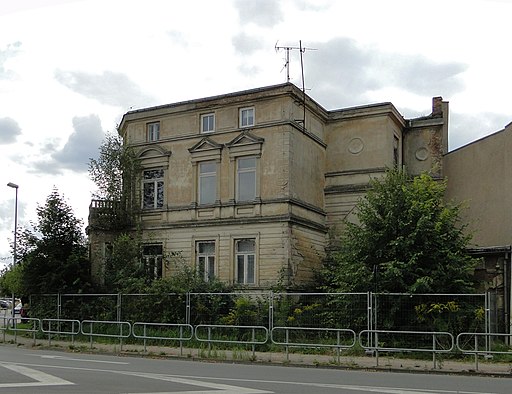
[37,354,129,364]
[0,363,74,388]
[120,371,273,393]
[0,361,499,394]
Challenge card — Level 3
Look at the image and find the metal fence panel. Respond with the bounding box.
[373,293,486,336]
[189,292,271,327]
[271,292,369,332]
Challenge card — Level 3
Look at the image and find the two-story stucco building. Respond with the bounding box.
[88,83,447,288]
[444,122,512,332]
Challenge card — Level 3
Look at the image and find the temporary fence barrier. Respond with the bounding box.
[132,322,193,354]
[81,320,131,350]
[456,332,512,371]
[41,318,80,346]
[359,329,454,369]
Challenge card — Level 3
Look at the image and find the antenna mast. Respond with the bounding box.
[275,40,316,131]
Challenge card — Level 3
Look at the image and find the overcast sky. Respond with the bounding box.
[1,0,511,268]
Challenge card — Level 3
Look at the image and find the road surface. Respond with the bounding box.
[0,345,510,393]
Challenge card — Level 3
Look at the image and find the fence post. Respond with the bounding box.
[57,293,61,322]
[432,333,437,369]
[179,325,183,356]
[485,291,490,354]
[269,291,274,332]
[285,328,289,362]
[367,292,372,348]
[143,324,147,353]
[475,334,479,371]
[336,330,341,364]
[186,292,191,326]
[252,327,256,358]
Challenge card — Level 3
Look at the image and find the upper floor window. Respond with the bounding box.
[143,169,164,209]
[235,239,256,284]
[393,136,400,168]
[198,161,216,205]
[197,241,215,281]
[239,107,254,128]
[201,113,215,133]
[237,157,256,202]
[147,122,160,142]
[142,244,163,280]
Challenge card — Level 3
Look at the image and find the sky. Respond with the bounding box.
[1,0,511,269]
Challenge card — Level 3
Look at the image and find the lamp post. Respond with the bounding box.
[7,182,18,324]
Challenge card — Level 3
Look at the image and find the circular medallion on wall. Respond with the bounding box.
[415,147,429,161]
[348,137,364,154]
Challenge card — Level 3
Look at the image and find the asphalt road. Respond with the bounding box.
[0,345,511,394]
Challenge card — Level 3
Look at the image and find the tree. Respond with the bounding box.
[16,188,91,294]
[322,169,477,294]
[103,233,147,293]
[88,132,140,228]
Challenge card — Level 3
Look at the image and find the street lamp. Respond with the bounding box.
[6,182,18,324]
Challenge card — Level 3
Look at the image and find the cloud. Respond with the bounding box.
[0,197,25,234]
[167,30,188,47]
[31,114,105,174]
[306,38,467,109]
[379,56,467,96]
[234,0,284,27]
[449,112,512,150]
[52,114,105,172]
[232,32,264,55]
[0,41,21,79]
[293,0,330,11]
[0,117,22,144]
[54,70,158,108]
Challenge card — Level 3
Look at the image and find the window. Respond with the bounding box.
[103,242,113,260]
[142,244,163,280]
[143,169,164,209]
[147,122,160,141]
[198,161,216,205]
[201,113,215,133]
[235,239,255,284]
[393,136,399,168]
[237,157,256,201]
[197,241,215,281]
[239,107,254,127]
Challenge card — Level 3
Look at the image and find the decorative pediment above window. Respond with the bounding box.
[226,130,264,158]
[136,146,171,167]
[189,137,223,162]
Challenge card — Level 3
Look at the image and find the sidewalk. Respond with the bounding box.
[2,332,511,376]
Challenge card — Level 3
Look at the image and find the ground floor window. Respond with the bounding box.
[197,241,215,281]
[235,239,255,284]
[142,244,163,280]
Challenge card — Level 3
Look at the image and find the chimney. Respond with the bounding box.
[432,96,443,117]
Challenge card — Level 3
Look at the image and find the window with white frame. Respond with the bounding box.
[147,122,160,142]
[196,241,215,281]
[237,156,256,202]
[143,169,164,209]
[235,239,255,284]
[198,161,216,205]
[142,244,163,280]
[239,107,254,127]
[201,113,215,133]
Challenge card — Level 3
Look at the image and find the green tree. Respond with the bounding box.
[103,233,147,292]
[0,263,24,296]
[322,169,477,294]
[16,188,91,295]
[88,132,140,228]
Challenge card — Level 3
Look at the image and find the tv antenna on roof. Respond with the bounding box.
[275,40,316,131]
[275,40,316,85]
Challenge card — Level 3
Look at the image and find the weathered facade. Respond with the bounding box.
[88,83,447,288]
[444,122,512,332]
